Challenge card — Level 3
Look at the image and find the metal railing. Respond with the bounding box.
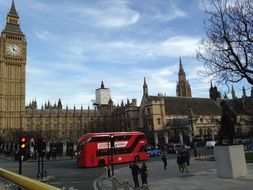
[0,168,61,190]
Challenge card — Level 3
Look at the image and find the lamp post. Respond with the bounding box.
[110,134,114,176]
[188,106,197,157]
[187,106,194,142]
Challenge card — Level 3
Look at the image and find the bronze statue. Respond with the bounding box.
[217,101,237,145]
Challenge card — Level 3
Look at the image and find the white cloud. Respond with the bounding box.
[27,65,52,77]
[66,1,140,29]
[158,36,200,57]
[89,35,201,62]
[34,30,56,42]
[21,0,51,11]
[32,31,201,67]
[95,3,140,28]
[157,5,187,21]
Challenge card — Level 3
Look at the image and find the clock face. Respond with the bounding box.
[6,43,21,56]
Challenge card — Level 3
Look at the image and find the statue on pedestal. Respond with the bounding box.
[217,101,237,145]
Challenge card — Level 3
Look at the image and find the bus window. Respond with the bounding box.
[139,135,145,139]
[115,135,131,140]
[78,141,85,151]
[139,145,147,152]
[86,138,92,143]
[91,136,109,142]
[96,149,109,157]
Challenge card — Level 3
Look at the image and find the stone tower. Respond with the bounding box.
[231,85,237,99]
[143,77,148,96]
[176,58,192,97]
[0,1,27,132]
[209,82,221,101]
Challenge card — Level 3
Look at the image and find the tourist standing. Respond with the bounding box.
[177,151,189,173]
[161,153,167,169]
[140,162,148,185]
[129,161,140,188]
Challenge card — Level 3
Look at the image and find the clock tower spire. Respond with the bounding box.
[4,0,23,35]
[0,1,27,133]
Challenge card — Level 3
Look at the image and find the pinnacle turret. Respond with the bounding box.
[143,77,148,96]
[8,0,19,17]
[3,0,23,34]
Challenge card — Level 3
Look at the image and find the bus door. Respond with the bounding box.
[90,154,95,165]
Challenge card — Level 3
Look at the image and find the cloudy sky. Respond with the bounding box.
[0,0,247,108]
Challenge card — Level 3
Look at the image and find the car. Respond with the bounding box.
[147,147,161,157]
[167,143,190,153]
[241,139,253,150]
[167,144,176,153]
[205,141,216,149]
[241,139,252,145]
[174,144,191,152]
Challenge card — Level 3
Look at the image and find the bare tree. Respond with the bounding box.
[197,0,253,86]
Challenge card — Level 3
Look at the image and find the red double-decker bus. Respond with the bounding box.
[76,131,148,167]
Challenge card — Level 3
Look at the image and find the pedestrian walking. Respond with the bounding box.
[185,150,190,166]
[129,161,140,188]
[177,151,184,172]
[161,153,167,169]
[140,162,148,185]
[177,151,189,173]
[193,143,197,157]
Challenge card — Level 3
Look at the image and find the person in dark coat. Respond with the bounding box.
[161,153,167,169]
[177,151,184,172]
[129,161,140,188]
[185,150,190,166]
[140,162,148,185]
[177,151,189,173]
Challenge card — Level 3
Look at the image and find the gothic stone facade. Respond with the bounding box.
[1,2,253,148]
[139,69,253,146]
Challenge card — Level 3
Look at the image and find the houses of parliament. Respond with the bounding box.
[1,2,253,153]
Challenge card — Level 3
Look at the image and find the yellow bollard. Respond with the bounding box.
[141,184,149,190]
[112,176,118,190]
[123,180,130,190]
[0,168,60,190]
[104,167,108,178]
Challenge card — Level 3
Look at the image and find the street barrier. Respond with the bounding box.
[0,168,61,190]
[195,154,206,161]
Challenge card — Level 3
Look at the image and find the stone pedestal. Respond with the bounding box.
[214,145,247,178]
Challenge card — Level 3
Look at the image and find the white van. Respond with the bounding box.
[205,141,216,149]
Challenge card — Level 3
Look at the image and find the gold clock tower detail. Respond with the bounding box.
[0,1,26,133]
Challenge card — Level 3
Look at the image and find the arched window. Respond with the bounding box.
[199,129,203,136]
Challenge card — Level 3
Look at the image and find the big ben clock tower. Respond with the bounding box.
[0,1,26,135]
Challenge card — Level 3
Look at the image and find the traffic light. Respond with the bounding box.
[19,136,28,154]
[37,138,46,156]
[40,138,46,152]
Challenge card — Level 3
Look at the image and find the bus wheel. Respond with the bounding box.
[98,160,105,167]
[134,156,140,162]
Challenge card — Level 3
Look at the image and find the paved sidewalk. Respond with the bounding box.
[95,159,253,190]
